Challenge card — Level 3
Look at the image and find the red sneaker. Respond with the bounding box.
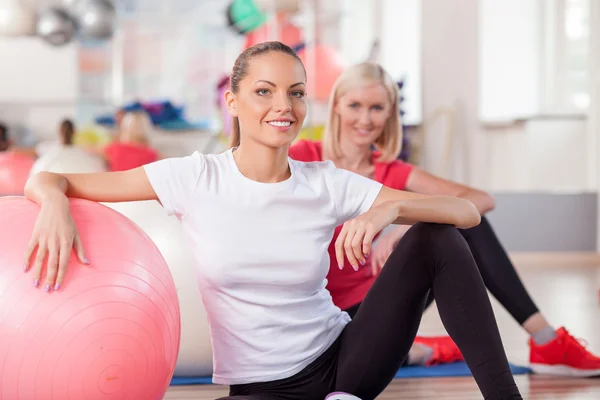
[413,336,465,366]
[529,327,600,377]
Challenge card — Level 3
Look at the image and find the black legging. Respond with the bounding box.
[219,223,522,400]
[347,216,539,324]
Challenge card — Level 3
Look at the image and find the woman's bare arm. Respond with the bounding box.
[25,167,158,205]
[371,186,481,229]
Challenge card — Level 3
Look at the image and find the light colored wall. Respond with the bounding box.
[421,0,485,188]
[487,118,589,192]
[421,0,590,194]
[0,37,78,141]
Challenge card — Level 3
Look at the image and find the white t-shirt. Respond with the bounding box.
[35,140,62,156]
[143,148,383,385]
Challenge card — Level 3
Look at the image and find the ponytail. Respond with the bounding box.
[229,117,241,148]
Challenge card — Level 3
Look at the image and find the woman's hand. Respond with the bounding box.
[335,201,400,271]
[370,225,410,275]
[21,167,157,291]
[23,194,88,291]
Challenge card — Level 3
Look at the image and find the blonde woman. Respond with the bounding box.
[88,111,159,171]
[289,62,600,376]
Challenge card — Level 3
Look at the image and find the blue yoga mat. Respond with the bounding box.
[395,362,531,378]
[169,362,531,386]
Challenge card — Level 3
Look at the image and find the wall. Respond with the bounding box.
[421,0,590,194]
[487,118,589,192]
[0,37,78,142]
[590,0,600,250]
[421,0,483,187]
[487,192,597,251]
[421,0,595,251]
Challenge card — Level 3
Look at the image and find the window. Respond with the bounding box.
[479,0,590,122]
[563,0,590,110]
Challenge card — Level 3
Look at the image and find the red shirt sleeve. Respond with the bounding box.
[381,160,414,190]
[288,140,323,162]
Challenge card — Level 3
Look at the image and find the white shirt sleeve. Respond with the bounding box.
[143,152,205,217]
[324,162,384,225]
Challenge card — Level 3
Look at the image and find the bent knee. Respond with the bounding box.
[401,222,465,250]
[408,222,458,237]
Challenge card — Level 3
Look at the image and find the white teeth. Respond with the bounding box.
[268,121,291,127]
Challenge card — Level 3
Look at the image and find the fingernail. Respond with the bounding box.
[44,284,51,292]
[360,259,365,265]
[84,257,90,265]
[338,263,343,270]
[54,283,61,291]
[33,278,39,287]
[352,264,359,271]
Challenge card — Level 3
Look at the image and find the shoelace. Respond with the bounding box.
[562,330,596,361]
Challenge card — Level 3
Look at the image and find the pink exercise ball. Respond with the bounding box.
[0,152,35,196]
[297,45,345,102]
[0,197,181,400]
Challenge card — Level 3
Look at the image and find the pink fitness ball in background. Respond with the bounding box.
[0,152,35,196]
[0,197,181,400]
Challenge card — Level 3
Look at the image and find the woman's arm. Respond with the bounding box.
[336,187,480,269]
[371,186,481,229]
[405,167,495,215]
[25,168,157,205]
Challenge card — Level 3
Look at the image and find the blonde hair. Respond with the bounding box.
[323,62,402,163]
[119,111,153,145]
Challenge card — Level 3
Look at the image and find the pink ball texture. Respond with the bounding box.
[0,152,35,196]
[0,197,181,400]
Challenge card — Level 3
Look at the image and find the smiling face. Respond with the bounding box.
[334,82,393,148]
[226,50,307,149]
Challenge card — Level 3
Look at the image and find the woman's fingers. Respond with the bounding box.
[44,242,60,291]
[344,232,360,271]
[23,238,38,272]
[31,243,48,287]
[371,256,380,276]
[74,233,89,265]
[362,224,376,260]
[55,239,73,291]
[337,220,378,271]
[350,226,366,267]
[335,224,349,269]
[25,232,84,292]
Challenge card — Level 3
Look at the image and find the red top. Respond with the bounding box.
[289,140,414,310]
[104,142,159,172]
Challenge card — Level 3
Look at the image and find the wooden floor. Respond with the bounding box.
[165,253,600,399]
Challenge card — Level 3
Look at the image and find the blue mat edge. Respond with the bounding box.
[169,362,531,386]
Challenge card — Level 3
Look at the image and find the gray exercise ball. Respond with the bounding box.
[71,0,116,41]
[36,7,76,47]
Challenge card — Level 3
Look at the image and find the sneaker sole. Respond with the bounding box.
[531,363,600,377]
[325,393,363,400]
